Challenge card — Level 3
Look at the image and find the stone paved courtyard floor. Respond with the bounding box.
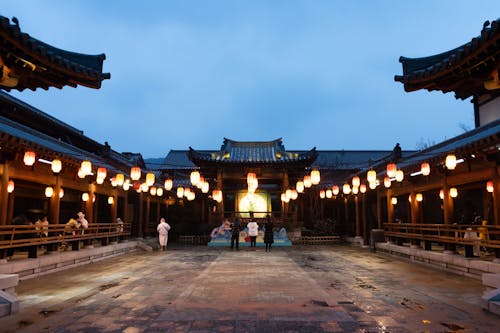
[1,244,499,332]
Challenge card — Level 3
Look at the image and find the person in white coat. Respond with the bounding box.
[157,218,171,251]
[247,212,259,248]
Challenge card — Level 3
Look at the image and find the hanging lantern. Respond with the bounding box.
[386,163,397,178]
[141,183,149,192]
[77,167,86,179]
[51,159,62,173]
[23,151,36,166]
[45,186,54,198]
[450,187,458,198]
[367,170,376,183]
[352,186,359,195]
[326,189,332,198]
[81,160,92,176]
[285,189,292,199]
[391,197,397,205]
[439,189,444,200]
[146,173,155,186]
[150,187,157,196]
[164,178,173,191]
[116,173,125,186]
[281,193,287,202]
[177,187,185,198]
[213,189,222,202]
[7,180,14,193]
[416,193,423,202]
[133,181,141,191]
[395,170,404,182]
[421,162,430,176]
[123,181,130,191]
[311,168,320,185]
[202,181,209,193]
[303,175,312,188]
[384,177,391,188]
[343,183,351,194]
[296,181,304,193]
[59,188,64,198]
[96,177,104,185]
[290,189,298,200]
[319,190,325,199]
[157,187,164,196]
[97,167,107,180]
[360,184,367,193]
[445,154,457,170]
[187,192,196,201]
[130,166,141,181]
[247,172,256,185]
[332,185,339,195]
[369,182,377,189]
[190,170,200,186]
[82,192,89,202]
[486,181,494,193]
[108,196,114,205]
[352,176,360,187]
[111,177,117,187]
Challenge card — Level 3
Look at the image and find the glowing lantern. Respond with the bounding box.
[45,186,54,198]
[77,167,85,179]
[116,173,125,186]
[421,162,430,176]
[291,189,298,200]
[367,170,376,183]
[445,154,457,170]
[150,187,157,196]
[141,183,149,192]
[59,188,64,198]
[416,193,423,202]
[352,186,359,195]
[202,181,209,193]
[303,175,312,188]
[82,192,89,202]
[51,159,62,173]
[111,177,117,187]
[332,185,339,195]
[97,167,107,180]
[213,189,223,202]
[326,189,332,198]
[450,187,458,198]
[408,195,412,203]
[352,176,360,187]
[360,184,367,193]
[247,172,256,184]
[319,190,325,199]
[395,170,404,182]
[7,180,14,193]
[286,189,292,199]
[146,173,155,186]
[187,192,195,201]
[311,168,320,185]
[281,193,287,202]
[23,151,36,166]
[296,181,304,193]
[123,181,130,191]
[386,163,397,178]
[369,182,377,189]
[164,179,173,191]
[108,196,114,205]
[177,187,185,198]
[343,183,351,195]
[96,177,104,184]
[157,188,164,196]
[81,160,92,176]
[391,197,397,205]
[384,177,391,188]
[190,170,200,186]
[130,167,141,181]
[439,189,444,200]
[486,181,494,193]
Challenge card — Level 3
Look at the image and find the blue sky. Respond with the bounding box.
[3,1,499,158]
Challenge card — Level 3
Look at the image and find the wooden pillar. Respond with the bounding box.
[344,197,349,232]
[362,193,368,245]
[354,195,360,237]
[0,163,9,225]
[217,169,223,219]
[282,171,289,215]
[145,196,151,236]
[410,192,418,224]
[138,192,144,238]
[49,176,61,225]
[110,190,118,223]
[156,199,161,221]
[493,167,500,226]
[122,191,129,222]
[376,189,382,229]
[85,184,95,223]
[387,189,394,223]
[442,177,456,252]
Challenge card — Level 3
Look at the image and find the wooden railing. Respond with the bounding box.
[293,235,341,245]
[383,223,500,249]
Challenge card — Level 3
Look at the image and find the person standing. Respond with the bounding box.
[157,217,171,251]
[247,212,259,248]
[230,217,241,250]
[264,214,274,252]
[77,212,89,234]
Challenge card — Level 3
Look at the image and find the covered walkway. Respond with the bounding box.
[0,245,498,332]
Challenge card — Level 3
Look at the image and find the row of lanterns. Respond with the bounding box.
[390,187,461,205]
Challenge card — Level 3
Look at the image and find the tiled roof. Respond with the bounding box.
[0,15,110,91]
[394,19,500,99]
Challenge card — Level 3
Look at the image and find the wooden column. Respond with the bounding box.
[122,192,129,222]
[110,190,118,223]
[387,189,394,223]
[137,192,144,238]
[493,167,500,226]
[85,184,95,223]
[217,169,223,219]
[145,196,151,236]
[410,192,418,224]
[376,189,382,229]
[49,176,61,225]
[344,197,349,230]
[442,177,456,252]
[354,195,360,237]
[0,164,9,225]
[282,171,289,215]
[156,199,161,221]
[362,193,368,245]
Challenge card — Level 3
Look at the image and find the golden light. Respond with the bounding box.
[108,196,114,205]
[360,184,367,193]
[190,170,200,186]
[202,181,209,193]
[45,186,54,198]
[303,175,312,188]
[386,163,397,178]
[319,190,325,199]
[352,186,359,195]
[92,194,96,203]
[311,168,321,185]
[291,189,298,200]
[7,180,14,193]
[384,177,391,188]
[123,181,130,191]
[326,189,332,198]
[343,183,351,194]
[157,187,164,196]
[395,170,404,182]
[391,197,398,205]
[59,188,64,198]
[23,151,36,166]
[141,183,149,192]
[332,185,339,195]
[296,180,304,193]
[439,189,444,200]
[116,173,125,186]
[150,187,157,196]
[96,177,104,184]
[352,176,360,187]
[177,187,185,198]
[164,178,173,191]
[51,159,62,173]
[187,192,195,201]
[146,173,155,187]
[416,193,423,202]
[421,162,430,176]
[77,167,85,179]
[97,167,107,180]
[111,177,117,187]
[450,187,458,198]
[367,170,377,183]
[285,189,292,199]
[196,176,205,189]
[281,193,287,202]
[445,154,457,170]
[130,166,141,181]
[81,160,92,176]
[408,195,412,203]
[247,172,256,185]
[486,181,494,193]
[212,189,223,202]
[369,182,377,189]
[82,192,89,202]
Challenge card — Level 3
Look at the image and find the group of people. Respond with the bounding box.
[229,212,274,252]
[64,211,89,235]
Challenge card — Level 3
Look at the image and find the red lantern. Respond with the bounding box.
[386,163,397,178]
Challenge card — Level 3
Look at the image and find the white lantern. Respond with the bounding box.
[7,180,14,193]
[23,151,36,166]
[391,197,397,205]
[97,167,107,180]
[157,187,164,196]
[190,170,200,186]
[141,183,149,192]
[123,181,130,191]
[332,185,339,195]
[177,187,184,198]
[164,179,173,191]
[81,160,92,176]
[202,181,209,193]
[343,183,351,194]
[146,173,155,186]
[82,192,89,202]
[291,189,298,200]
[311,168,320,185]
[319,190,325,199]
[51,159,62,173]
[150,187,157,196]
[45,186,53,198]
[384,177,391,188]
[130,166,141,181]
[352,176,360,187]
[303,175,312,188]
[395,170,404,182]
[359,184,367,193]
[367,170,377,183]
[326,189,332,198]
[352,186,359,195]
[421,162,430,176]
[450,187,458,198]
[439,189,444,200]
[369,182,377,189]
[416,193,423,202]
[59,188,64,198]
[108,196,114,205]
[296,181,304,193]
[445,154,457,170]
